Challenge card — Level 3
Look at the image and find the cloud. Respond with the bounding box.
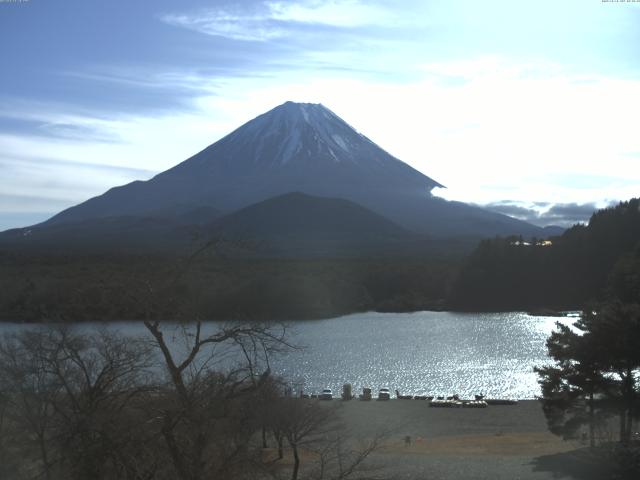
[0,98,126,143]
[542,203,602,225]
[0,154,151,215]
[0,153,158,230]
[0,118,121,144]
[267,0,393,28]
[162,11,284,42]
[38,123,121,143]
[62,66,218,94]
[1,154,156,179]
[481,203,541,223]
[481,200,612,228]
[160,1,398,42]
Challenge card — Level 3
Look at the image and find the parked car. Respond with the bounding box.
[378,388,391,400]
[319,388,333,400]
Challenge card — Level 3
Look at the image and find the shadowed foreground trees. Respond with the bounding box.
[535,249,640,477]
[536,313,640,446]
[0,327,155,479]
[0,325,386,480]
[0,236,388,479]
[535,306,640,478]
[263,395,388,480]
[536,247,640,446]
[141,320,293,480]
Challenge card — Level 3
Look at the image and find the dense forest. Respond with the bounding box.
[449,198,640,312]
[0,251,458,322]
[1,198,638,322]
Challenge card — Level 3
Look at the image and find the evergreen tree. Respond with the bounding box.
[536,245,640,446]
[535,320,611,447]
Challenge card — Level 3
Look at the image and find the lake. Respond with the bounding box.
[279,311,571,399]
[0,311,573,399]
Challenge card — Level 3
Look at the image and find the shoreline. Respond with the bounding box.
[0,307,581,324]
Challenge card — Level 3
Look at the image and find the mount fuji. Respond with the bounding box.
[3,101,546,253]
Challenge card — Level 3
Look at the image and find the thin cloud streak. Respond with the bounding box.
[1,154,156,179]
[0,193,79,213]
[160,1,399,42]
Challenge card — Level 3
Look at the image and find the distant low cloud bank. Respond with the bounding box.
[481,201,612,228]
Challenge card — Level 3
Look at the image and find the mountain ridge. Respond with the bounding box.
[44,101,447,229]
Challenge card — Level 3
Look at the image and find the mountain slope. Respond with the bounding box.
[212,192,410,237]
[45,102,440,225]
[207,192,421,256]
[0,193,428,256]
[39,101,543,238]
[0,216,198,253]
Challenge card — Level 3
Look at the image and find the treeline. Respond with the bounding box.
[0,323,384,480]
[0,252,459,322]
[4,198,638,320]
[449,198,640,311]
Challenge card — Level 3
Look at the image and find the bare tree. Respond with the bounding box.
[0,236,386,480]
[308,429,389,480]
[48,328,154,479]
[142,319,293,480]
[0,328,64,480]
[279,398,336,480]
[0,326,155,480]
[266,397,389,480]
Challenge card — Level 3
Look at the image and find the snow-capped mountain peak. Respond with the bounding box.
[44,101,485,235]
[213,101,374,167]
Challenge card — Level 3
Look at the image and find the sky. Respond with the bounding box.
[1,0,639,230]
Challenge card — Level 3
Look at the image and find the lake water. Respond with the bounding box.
[279,311,571,399]
[0,311,573,399]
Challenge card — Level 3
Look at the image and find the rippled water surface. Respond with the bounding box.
[0,311,570,399]
[274,311,569,399]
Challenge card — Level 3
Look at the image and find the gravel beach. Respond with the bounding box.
[329,399,605,480]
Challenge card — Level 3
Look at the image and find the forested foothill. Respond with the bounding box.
[1,199,639,321]
[0,251,460,323]
[449,198,640,312]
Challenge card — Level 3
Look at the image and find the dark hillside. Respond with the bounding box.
[207,192,425,256]
[449,198,640,311]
